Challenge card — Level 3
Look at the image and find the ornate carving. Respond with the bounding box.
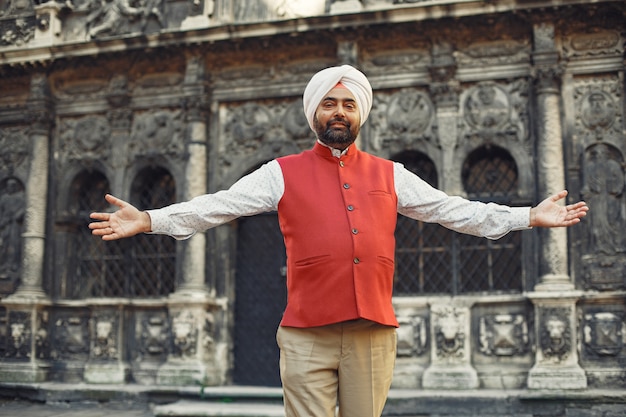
[456,39,530,67]
[90,315,118,360]
[583,312,624,357]
[129,110,184,158]
[85,0,142,38]
[59,115,111,163]
[460,79,529,147]
[574,81,623,143]
[368,89,436,152]
[51,315,89,360]
[171,310,197,359]
[563,28,623,59]
[580,142,626,290]
[6,311,30,359]
[0,178,25,283]
[0,16,35,46]
[539,308,571,363]
[138,314,168,358]
[479,313,529,357]
[432,307,466,362]
[396,315,427,357]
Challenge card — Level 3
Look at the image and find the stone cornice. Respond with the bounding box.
[0,0,623,68]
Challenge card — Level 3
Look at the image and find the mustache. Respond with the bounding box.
[326,118,350,129]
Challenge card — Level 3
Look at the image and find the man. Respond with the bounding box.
[90,65,588,417]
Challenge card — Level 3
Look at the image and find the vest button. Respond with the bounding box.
[352,228,358,234]
[339,161,345,167]
[353,257,360,264]
[343,183,350,189]
[347,205,354,211]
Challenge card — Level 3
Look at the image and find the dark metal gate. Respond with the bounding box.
[233,213,287,386]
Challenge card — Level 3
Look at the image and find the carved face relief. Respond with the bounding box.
[96,320,112,342]
[10,323,25,348]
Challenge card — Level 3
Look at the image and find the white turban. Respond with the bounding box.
[302,65,373,132]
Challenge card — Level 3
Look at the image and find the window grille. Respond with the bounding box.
[129,167,176,297]
[69,168,176,299]
[392,146,522,296]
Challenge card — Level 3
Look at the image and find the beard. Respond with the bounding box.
[313,116,359,149]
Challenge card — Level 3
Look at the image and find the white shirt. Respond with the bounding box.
[148,146,531,240]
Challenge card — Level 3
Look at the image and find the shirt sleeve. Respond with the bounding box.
[147,160,284,240]
[393,162,531,240]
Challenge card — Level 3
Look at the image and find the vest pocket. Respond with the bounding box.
[294,254,331,267]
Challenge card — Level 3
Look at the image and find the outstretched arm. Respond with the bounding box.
[529,190,588,228]
[89,194,152,240]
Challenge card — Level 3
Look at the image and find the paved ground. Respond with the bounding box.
[0,399,154,417]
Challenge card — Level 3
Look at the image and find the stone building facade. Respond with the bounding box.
[0,0,625,407]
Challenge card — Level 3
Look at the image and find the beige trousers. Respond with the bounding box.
[276,319,397,417]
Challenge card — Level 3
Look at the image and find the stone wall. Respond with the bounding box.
[0,0,625,398]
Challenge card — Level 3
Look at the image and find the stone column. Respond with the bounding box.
[171,55,211,299]
[532,23,573,291]
[158,56,227,386]
[428,41,462,195]
[1,74,54,382]
[11,74,53,300]
[527,23,586,390]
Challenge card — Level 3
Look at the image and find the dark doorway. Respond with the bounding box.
[233,213,287,386]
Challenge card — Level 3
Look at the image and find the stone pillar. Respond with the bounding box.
[0,300,51,382]
[10,74,53,300]
[527,292,586,389]
[428,41,462,195]
[527,23,586,390]
[532,23,573,291]
[422,303,478,389]
[171,55,211,299]
[157,56,226,386]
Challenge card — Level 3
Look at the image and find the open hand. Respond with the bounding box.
[89,194,152,240]
[530,190,588,228]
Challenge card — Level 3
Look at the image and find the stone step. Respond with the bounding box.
[153,400,284,417]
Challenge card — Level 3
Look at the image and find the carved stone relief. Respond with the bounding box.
[59,115,111,164]
[89,314,118,360]
[575,82,622,143]
[171,309,197,359]
[51,313,89,360]
[575,78,626,290]
[136,313,169,360]
[479,313,529,357]
[459,80,529,148]
[0,129,29,174]
[129,110,184,159]
[368,89,436,152]
[0,177,25,288]
[5,310,30,359]
[539,307,572,363]
[220,100,309,169]
[396,315,427,357]
[583,311,625,358]
[563,27,623,59]
[432,306,466,363]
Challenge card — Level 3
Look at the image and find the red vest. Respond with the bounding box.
[277,143,399,328]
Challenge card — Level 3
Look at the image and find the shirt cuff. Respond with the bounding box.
[510,206,532,230]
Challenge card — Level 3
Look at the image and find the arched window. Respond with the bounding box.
[129,167,176,297]
[392,146,523,296]
[392,151,453,294]
[459,145,522,293]
[69,170,125,298]
[67,167,176,299]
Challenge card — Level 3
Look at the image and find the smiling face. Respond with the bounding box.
[313,86,361,150]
